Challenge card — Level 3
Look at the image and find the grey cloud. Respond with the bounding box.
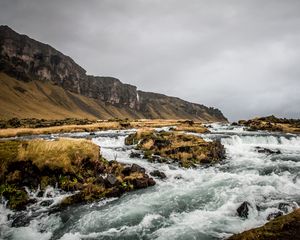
[1,0,300,120]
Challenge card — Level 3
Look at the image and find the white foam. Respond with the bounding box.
[2,125,300,239]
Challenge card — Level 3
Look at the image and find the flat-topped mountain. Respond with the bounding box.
[0,25,227,121]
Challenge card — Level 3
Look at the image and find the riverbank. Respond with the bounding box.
[0,119,209,138]
[0,138,155,210]
[237,115,300,134]
[0,123,299,239]
[229,208,300,240]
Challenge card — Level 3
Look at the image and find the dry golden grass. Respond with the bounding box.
[18,138,100,173]
[0,119,206,138]
[0,72,142,120]
[278,123,300,133]
[174,124,208,134]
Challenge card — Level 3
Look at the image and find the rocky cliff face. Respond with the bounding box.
[0,25,227,121]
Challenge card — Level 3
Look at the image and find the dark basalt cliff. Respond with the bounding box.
[0,25,227,121]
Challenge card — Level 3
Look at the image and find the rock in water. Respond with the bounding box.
[267,211,283,220]
[150,170,167,179]
[131,163,146,173]
[125,130,226,168]
[129,152,141,158]
[237,201,251,218]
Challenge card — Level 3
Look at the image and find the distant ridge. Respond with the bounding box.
[0,25,227,121]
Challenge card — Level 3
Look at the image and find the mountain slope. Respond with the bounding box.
[0,25,227,121]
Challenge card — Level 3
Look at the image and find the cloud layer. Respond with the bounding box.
[1,0,300,120]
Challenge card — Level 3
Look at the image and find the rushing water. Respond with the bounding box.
[1,124,300,240]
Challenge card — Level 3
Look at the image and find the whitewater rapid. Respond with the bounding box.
[1,124,300,240]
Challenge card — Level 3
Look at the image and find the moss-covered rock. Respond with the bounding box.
[238,116,300,133]
[0,138,155,210]
[228,209,300,240]
[125,130,225,168]
[0,184,29,210]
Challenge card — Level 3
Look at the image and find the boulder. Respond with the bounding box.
[129,152,141,158]
[131,163,146,173]
[237,201,251,218]
[150,170,167,179]
[255,147,281,155]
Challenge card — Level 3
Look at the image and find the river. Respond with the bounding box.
[1,124,299,240]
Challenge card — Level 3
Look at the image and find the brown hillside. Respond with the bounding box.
[0,72,143,120]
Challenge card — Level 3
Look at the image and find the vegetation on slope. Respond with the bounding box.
[0,138,155,210]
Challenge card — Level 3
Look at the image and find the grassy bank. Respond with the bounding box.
[0,138,155,210]
[0,119,208,138]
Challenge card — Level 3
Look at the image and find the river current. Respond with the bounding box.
[1,124,299,240]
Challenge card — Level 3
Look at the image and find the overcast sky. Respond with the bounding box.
[1,0,300,120]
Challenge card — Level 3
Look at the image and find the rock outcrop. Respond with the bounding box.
[0,25,227,122]
[0,138,155,210]
[228,209,300,240]
[125,129,225,168]
[238,115,300,133]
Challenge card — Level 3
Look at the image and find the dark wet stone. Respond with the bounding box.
[11,214,31,227]
[129,152,141,158]
[200,159,212,164]
[40,199,54,207]
[237,201,251,218]
[154,139,171,149]
[150,170,167,179]
[37,190,44,198]
[106,187,122,198]
[95,176,105,185]
[148,178,156,186]
[121,165,132,176]
[255,147,281,155]
[131,164,145,173]
[267,211,283,220]
[278,202,297,213]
